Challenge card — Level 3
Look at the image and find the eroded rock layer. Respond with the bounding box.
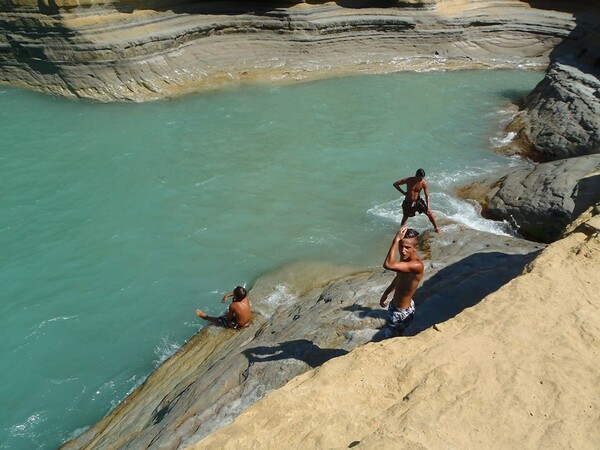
[0,0,576,100]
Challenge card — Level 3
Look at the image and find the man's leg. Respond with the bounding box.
[400,214,408,226]
[426,211,441,234]
[196,309,223,325]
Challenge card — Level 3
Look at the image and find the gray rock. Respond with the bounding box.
[510,62,600,160]
[61,227,543,449]
[506,8,600,161]
[458,155,600,243]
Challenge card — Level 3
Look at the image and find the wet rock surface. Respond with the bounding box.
[61,227,543,449]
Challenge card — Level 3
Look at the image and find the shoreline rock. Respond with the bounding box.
[193,203,600,449]
[503,4,600,161]
[61,227,544,449]
[456,154,600,243]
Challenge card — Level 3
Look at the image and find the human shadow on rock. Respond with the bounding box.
[243,339,348,369]
[403,250,541,336]
[342,304,387,320]
[573,174,600,218]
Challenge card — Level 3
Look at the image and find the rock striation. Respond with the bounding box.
[456,154,600,243]
[61,227,544,449]
[0,0,577,101]
[193,203,600,449]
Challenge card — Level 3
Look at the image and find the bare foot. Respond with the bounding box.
[196,309,207,319]
[435,228,443,235]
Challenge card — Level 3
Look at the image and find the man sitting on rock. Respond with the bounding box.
[196,286,252,329]
[379,227,424,338]
[393,168,441,234]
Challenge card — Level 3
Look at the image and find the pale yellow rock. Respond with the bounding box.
[193,205,600,449]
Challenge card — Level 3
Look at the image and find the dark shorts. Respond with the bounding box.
[218,316,240,329]
[402,198,428,217]
[386,300,415,338]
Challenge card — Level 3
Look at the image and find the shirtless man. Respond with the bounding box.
[196,286,252,329]
[379,227,424,337]
[393,168,441,234]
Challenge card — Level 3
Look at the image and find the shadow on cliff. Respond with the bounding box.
[345,250,541,341]
[525,1,600,70]
[243,339,349,368]
[406,250,541,336]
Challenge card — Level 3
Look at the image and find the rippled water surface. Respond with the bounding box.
[0,70,543,449]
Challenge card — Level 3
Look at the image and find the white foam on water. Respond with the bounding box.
[9,412,47,439]
[258,284,296,318]
[436,193,516,236]
[366,198,403,224]
[37,315,78,329]
[367,192,517,237]
[153,335,182,366]
[490,131,517,147]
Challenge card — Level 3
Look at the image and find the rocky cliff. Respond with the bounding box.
[62,227,545,449]
[193,203,600,449]
[0,0,577,101]
[505,2,600,160]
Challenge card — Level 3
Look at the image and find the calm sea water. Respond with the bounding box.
[0,70,542,449]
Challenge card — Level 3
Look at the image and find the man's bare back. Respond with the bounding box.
[227,297,252,328]
[196,286,252,329]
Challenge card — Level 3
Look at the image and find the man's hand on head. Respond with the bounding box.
[395,226,408,241]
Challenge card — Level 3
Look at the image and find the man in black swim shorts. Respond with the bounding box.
[393,168,441,234]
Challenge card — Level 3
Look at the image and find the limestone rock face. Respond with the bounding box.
[0,0,577,101]
[457,154,600,243]
[509,61,600,160]
[61,227,543,449]
[507,5,600,160]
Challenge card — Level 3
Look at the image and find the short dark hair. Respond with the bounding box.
[233,286,247,300]
[404,228,420,240]
[416,168,426,177]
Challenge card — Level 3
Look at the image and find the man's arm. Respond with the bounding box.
[423,180,431,212]
[222,292,234,303]
[393,178,408,195]
[226,303,237,322]
[383,227,424,273]
[379,279,396,307]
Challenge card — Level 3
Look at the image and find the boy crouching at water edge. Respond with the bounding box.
[379,227,424,338]
[196,286,252,329]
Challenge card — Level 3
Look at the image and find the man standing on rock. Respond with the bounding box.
[379,227,424,338]
[196,286,252,329]
[393,168,441,234]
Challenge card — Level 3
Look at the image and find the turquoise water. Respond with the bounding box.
[0,70,542,449]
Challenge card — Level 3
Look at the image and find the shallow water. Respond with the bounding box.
[0,70,542,449]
